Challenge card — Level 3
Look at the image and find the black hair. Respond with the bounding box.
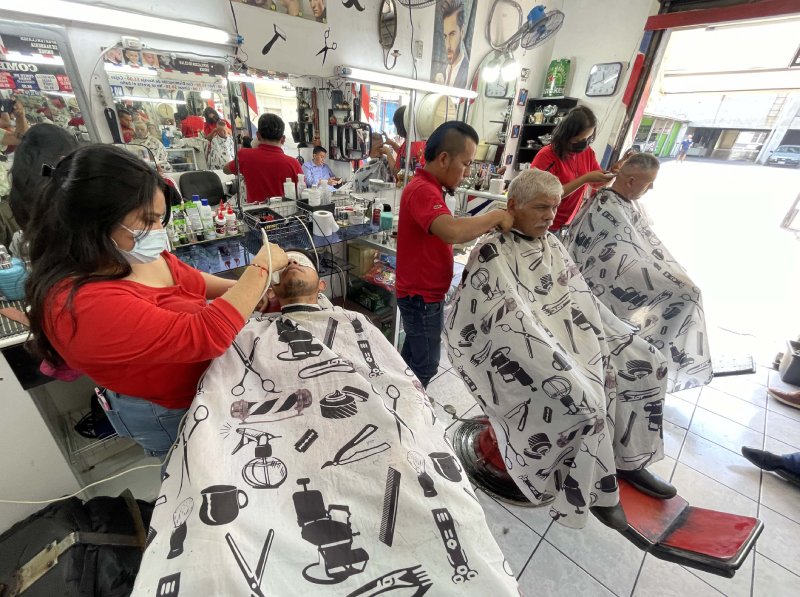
[392,106,407,139]
[440,0,465,28]
[117,107,132,118]
[423,121,479,163]
[551,106,597,160]
[9,123,80,229]
[25,144,166,365]
[257,113,285,142]
[203,106,219,122]
[241,135,253,149]
[312,145,327,155]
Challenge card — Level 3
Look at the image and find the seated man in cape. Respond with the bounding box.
[445,169,675,531]
[133,250,520,596]
[565,152,712,392]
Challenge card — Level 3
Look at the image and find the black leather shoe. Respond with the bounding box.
[618,468,677,499]
[590,503,628,531]
[741,446,784,471]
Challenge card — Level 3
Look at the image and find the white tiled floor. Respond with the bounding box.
[428,359,800,596]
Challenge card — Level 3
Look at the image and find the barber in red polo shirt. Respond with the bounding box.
[531,106,615,231]
[396,121,513,387]
[224,113,302,203]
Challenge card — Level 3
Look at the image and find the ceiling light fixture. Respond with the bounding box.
[336,66,478,100]
[5,0,234,46]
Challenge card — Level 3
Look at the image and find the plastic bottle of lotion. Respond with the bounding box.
[225,206,238,235]
[215,207,227,237]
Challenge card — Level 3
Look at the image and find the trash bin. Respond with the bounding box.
[778,340,800,386]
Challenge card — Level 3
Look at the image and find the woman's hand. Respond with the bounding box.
[581,170,616,184]
[253,242,288,275]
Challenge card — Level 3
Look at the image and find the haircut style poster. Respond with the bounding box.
[233,0,327,24]
[430,0,477,89]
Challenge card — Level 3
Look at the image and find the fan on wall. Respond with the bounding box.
[483,2,565,83]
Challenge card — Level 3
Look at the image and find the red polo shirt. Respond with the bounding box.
[396,168,453,303]
[531,144,601,229]
[181,115,205,138]
[226,144,303,203]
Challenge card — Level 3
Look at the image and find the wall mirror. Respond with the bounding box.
[103,50,231,173]
[379,0,398,49]
[468,50,516,165]
[0,20,95,145]
[335,121,371,161]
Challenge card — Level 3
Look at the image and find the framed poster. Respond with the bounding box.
[516,88,528,106]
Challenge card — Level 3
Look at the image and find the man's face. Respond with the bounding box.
[508,192,561,238]
[313,151,327,166]
[134,123,148,139]
[310,0,325,18]
[281,0,300,16]
[620,167,657,201]
[272,252,321,301]
[442,12,463,65]
[437,138,476,190]
[119,113,132,129]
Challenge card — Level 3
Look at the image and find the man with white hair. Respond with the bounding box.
[445,168,674,530]
[130,120,170,171]
[566,153,712,392]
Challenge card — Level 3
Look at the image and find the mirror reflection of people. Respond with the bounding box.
[435,0,468,88]
[203,107,230,139]
[117,108,135,143]
[207,120,235,171]
[446,168,674,530]
[0,99,29,147]
[280,0,301,15]
[396,121,513,387]
[131,121,170,170]
[531,106,615,232]
[302,146,340,187]
[310,0,326,21]
[389,106,426,175]
[25,144,288,459]
[180,108,205,139]
[223,113,302,203]
[369,132,396,174]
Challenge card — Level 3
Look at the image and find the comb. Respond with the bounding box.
[379,467,401,546]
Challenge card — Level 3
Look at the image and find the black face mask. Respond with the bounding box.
[570,139,589,153]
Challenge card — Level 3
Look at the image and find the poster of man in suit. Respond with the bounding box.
[431,0,476,89]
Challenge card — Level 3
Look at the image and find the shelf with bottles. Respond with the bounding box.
[514,96,579,171]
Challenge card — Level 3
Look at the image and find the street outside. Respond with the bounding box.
[638,158,800,364]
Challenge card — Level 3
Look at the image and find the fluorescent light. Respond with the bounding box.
[0,51,64,65]
[227,73,281,84]
[6,0,234,46]
[105,64,159,76]
[501,55,519,82]
[43,91,75,97]
[116,95,186,105]
[337,66,478,100]
[200,90,212,99]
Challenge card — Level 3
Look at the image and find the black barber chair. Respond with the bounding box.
[178,170,237,207]
[451,417,762,578]
[292,478,369,584]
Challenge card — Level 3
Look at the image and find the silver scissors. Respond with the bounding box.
[613,227,645,257]
[232,338,276,396]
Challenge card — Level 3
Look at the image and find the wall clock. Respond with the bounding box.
[585,62,624,97]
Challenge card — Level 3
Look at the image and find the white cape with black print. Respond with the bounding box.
[566,188,712,392]
[444,231,667,529]
[132,304,518,596]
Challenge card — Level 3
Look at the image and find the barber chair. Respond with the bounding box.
[451,417,763,578]
[177,170,236,207]
[292,478,369,584]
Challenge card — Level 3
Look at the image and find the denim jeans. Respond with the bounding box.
[782,452,800,476]
[398,295,444,388]
[103,390,188,460]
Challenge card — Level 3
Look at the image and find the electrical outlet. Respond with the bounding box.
[121,36,142,50]
[414,40,423,60]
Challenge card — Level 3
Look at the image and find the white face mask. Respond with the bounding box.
[117,225,169,264]
[273,251,316,284]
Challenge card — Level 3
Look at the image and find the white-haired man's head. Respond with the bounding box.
[612,152,659,201]
[506,168,563,238]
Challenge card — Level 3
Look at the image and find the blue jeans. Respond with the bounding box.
[782,452,800,476]
[103,390,188,460]
[398,295,443,388]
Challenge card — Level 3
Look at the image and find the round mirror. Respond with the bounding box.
[468,50,517,161]
[379,0,398,49]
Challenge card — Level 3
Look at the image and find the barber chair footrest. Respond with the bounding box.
[618,479,763,578]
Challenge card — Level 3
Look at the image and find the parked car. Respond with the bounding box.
[767,145,800,168]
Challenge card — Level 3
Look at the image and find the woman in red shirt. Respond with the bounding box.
[531,106,615,231]
[25,145,288,458]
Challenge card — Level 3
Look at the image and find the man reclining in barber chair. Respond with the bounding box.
[565,152,712,393]
[132,251,520,596]
[444,169,762,578]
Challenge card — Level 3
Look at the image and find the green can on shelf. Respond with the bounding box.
[542,58,571,98]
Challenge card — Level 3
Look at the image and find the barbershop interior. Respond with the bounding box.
[0,0,799,595]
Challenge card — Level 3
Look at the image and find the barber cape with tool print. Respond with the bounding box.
[132,299,519,596]
[445,231,668,529]
[566,188,712,392]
